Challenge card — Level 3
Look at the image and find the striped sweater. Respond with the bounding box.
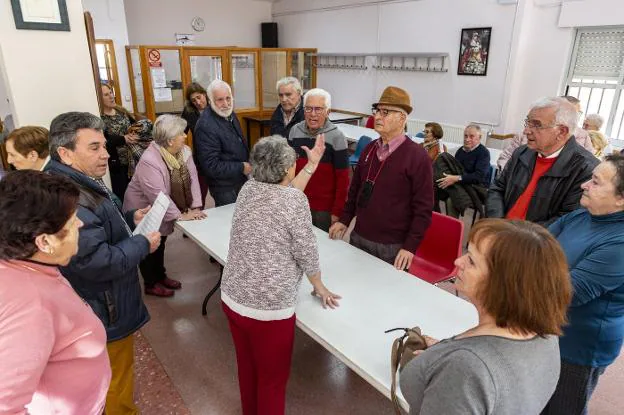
[288,120,350,217]
[221,180,321,321]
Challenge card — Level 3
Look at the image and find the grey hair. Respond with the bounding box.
[276,77,302,95]
[303,88,331,109]
[153,114,187,147]
[530,97,579,136]
[49,112,105,161]
[250,135,296,184]
[207,79,232,102]
[465,124,482,137]
[585,113,605,129]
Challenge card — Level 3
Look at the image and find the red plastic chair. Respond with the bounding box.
[408,212,464,285]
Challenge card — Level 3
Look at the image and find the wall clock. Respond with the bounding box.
[191,16,205,32]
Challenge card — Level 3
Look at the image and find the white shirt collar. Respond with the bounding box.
[39,156,51,171]
[538,146,564,159]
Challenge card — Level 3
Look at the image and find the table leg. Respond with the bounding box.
[201,264,223,316]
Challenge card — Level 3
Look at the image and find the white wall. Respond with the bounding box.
[82,0,133,110]
[502,1,574,133]
[275,0,518,128]
[274,0,624,136]
[559,0,624,27]
[0,0,100,127]
[123,0,273,46]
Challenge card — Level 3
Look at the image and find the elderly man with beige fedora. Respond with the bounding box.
[329,86,433,270]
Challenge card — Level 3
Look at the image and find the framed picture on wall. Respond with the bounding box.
[458,27,491,76]
[10,0,70,32]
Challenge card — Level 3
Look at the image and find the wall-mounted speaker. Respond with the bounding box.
[261,22,278,48]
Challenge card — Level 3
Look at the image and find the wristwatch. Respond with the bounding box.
[303,166,314,175]
[458,176,462,182]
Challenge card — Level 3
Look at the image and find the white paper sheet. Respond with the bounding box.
[150,67,167,88]
[133,192,170,236]
[154,87,173,102]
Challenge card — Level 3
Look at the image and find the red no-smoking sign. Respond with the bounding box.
[148,49,162,67]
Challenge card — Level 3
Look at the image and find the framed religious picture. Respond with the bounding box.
[10,0,70,32]
[457,27,491,76]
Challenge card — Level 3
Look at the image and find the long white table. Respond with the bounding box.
[176,205,478,410]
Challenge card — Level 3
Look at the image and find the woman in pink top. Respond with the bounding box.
[0,170,111,415]
[124,114,205,297]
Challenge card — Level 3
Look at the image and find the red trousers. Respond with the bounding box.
[222,303,296,415]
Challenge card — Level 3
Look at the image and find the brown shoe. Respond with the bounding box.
[145,284,174,297]
[160,277,182,290]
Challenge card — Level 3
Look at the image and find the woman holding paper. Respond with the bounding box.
[124,114,205,297]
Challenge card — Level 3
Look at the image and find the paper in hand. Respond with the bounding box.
[133,192,171,236]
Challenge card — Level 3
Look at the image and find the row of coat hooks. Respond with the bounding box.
[312,53,449,72]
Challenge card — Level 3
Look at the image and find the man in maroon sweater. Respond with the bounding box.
[329,86,433,270]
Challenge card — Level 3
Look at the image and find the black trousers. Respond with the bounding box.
[310,210,332,232]
[139,235,168,288]
[541,360,606,415]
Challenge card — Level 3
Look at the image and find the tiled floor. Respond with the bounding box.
[137,229,623,414]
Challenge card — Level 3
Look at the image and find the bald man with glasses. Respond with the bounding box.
[487,97,598,226]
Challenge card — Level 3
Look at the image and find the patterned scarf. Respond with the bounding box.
[158,146,193,212]
[126,119,153,178]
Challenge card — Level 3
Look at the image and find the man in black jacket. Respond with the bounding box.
[487,97,598,226]
[194,80,249,206]
[270,76,305,139]
[46,111,160,414]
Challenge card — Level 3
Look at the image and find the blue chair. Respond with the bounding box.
[487,164,496,186]
[349,135,373,168]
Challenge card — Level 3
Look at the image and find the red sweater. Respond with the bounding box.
[506,156,557,220]
[289,121,350,216]
[340,138,433,252]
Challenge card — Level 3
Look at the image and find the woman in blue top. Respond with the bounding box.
[544,154,624,415]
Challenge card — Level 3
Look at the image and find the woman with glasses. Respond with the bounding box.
[421,122,447,162]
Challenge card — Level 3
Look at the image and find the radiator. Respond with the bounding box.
[406,119,466,145]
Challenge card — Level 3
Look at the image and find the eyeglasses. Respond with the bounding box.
[304,106,326,114]
[523,118,558,130]
[372,108,403,117]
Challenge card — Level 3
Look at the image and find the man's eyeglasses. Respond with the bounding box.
[304,106,326,114]
[372,107,403,117]
[523,118,558,130]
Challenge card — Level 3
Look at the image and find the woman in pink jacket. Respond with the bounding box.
[0,170,111,414]
[124,114,206,297]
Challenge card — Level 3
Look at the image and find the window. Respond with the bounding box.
[95,39,122,106]
[564,27,624,143]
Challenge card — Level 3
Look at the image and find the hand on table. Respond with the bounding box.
[328,222,347,240]
[311,284,342,309]
[394,249,414,271]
